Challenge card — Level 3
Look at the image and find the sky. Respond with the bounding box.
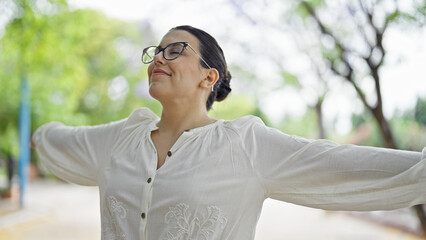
[5,0,426,134]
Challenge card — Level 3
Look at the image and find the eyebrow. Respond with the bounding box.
[158,41,184,47]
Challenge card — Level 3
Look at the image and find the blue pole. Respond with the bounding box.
[19,76,31,208]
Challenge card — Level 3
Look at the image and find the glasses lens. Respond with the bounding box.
[164,43,185,60]
[142,47,156,63]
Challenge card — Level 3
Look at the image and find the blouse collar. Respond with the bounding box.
[147,117,223,134]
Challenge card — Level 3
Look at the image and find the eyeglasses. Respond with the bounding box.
[141,42,211,68]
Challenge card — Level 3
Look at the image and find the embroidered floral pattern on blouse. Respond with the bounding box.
[102,196,127,240]
[163,203,228,240]
[109,196,127,218]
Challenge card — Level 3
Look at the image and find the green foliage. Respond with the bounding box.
[351,111,372,128]
[345,119,386,147]
[208,94,256,120]
[0,123,19,157]
[230,65,257,82]
[418,2,426,20]
[296,0,325,20]
[414,97,426,125]
[391,117,426,151]
[385,10,422,26]
[0,0,257,161]
[0,0,148,158]
[280,70,301,89]
[344,113,426,151]
[385,11,401,26]
[277,108,320,139]
[296,3,311,20]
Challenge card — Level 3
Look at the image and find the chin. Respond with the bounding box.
[148,85,159,100]
[148,83,168,101]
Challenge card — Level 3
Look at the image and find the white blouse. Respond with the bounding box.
[33,108,426,240]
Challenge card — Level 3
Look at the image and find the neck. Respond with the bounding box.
[157,102,214,134]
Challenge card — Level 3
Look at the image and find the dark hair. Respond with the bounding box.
[171,25,232,111]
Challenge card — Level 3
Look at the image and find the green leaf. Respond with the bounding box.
[296,3,311,20]
[281,70,301,88]
[385,11,400,25]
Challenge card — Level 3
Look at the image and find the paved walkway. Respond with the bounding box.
[0,180,423,240]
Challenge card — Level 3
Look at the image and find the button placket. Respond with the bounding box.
[140,138,157,233]
[139,128,160,238]
[167,130,193,157]
[141,168,155,222]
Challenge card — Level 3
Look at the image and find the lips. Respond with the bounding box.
[153,68,171,76]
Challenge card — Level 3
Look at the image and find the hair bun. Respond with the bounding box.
[215,71,232,102]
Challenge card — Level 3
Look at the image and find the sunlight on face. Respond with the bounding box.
[147,30,209,106]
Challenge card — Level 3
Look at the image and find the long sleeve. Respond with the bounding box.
[238,116,426,211]
[32,119,126,186]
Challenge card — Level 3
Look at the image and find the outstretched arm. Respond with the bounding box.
[32,119,125,186]
[239,117,426,211]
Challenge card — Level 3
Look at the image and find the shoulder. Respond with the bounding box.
[221,115,267,138]
[109,108,158,153]
[222,115,308,144]
[223,115,265,130]
[125,107,159,128]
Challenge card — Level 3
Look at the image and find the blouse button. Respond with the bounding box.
[167,151,172,157]
[147,177,152,183]
[141,212,146,219]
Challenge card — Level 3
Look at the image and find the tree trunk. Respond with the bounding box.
[371,106,397,149]
[315,98,326,139]
[371,106,426,237]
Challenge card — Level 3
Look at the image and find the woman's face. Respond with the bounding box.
[147,30,208,105]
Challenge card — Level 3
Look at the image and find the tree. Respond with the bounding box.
[298,0,426,236]
[223,0,425,236]
[0,0,150,168]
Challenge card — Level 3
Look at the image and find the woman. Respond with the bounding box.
[33,25,426,240]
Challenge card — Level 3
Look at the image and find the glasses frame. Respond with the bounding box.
[141,42,211,69]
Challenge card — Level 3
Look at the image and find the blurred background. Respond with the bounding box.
[0,0,425,239]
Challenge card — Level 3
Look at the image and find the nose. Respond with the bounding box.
[153,51,166,65]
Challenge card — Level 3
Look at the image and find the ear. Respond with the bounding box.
[200,68,219,90]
